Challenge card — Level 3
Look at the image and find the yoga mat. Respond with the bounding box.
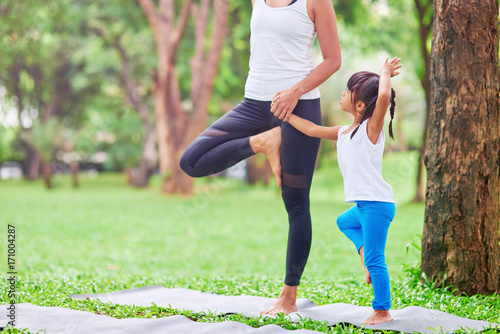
[69,285,499,333]
[1,303,320,334]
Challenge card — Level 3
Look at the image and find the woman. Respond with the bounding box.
[180,0,341,315]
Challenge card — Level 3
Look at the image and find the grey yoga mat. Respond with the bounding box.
[0,303,320,334]
[2,285,498,334]
[68,285,499,333]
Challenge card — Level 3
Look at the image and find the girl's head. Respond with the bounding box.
[341,71,396,139]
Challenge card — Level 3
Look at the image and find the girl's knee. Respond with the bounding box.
[336,216,346,231]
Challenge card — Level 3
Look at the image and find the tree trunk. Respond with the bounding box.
[412,0,432,203]
[112,33,158,188]
[129,123,157,188]
[43,162,52,189]
[422,0,500,295]
[70,161,79,188]
[247,155,271,186]
[24,144,41,180]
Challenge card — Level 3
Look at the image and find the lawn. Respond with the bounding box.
[1,151,499,333]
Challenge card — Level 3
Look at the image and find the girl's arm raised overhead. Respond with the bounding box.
[288,114,342,141]
[367,57,402,144]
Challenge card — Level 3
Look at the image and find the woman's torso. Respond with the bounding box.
[336,121,394,203]
[244,0,320,101]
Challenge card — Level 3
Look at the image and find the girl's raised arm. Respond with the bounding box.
[367,57,402,144]
[288,114,342,140]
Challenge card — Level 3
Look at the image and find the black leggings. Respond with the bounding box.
[180,98,321,286]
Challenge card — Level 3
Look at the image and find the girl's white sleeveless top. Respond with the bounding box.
[336,121,394,203]
[244,0,320,101]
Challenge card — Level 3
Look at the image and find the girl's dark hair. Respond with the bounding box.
[347,71,396,140]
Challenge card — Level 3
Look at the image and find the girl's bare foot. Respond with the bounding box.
[249,126,282,187]
[364,309,393,325]
[359,246,372,284]
[260,284,298,315]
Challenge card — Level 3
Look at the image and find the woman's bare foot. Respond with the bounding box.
[363,309,393,325]
[249,126,282,187]
[260,284,298,315]
[359,246,372,284]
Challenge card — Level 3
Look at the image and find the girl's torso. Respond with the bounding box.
[336,121,394,203]
[244,0,320,101]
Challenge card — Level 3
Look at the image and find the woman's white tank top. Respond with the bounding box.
[336,121,394,203]
[244,0,320,101]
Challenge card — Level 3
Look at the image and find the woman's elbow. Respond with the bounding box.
[326,57,341,75]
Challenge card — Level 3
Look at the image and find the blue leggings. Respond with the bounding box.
[336,201,395,310]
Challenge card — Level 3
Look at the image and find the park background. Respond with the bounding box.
[0,0,499,333]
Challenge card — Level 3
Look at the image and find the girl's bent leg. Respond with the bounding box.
[337,206,370,284]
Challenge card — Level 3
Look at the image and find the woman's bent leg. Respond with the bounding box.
[180,99,278,177]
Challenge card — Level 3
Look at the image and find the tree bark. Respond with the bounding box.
[422,0,500,295]
[412,0,432,203]
[43,162,52,189]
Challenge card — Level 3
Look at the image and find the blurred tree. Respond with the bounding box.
[138,0,228,195]
[25,118,66,188]
[0,0,100,181]
[422,0,499,295]
[85,0,159,188]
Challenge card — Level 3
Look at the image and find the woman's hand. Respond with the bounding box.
[381,57,402,78]
[270,89,301,122]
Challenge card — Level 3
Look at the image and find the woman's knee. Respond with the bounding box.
[281,186,309,210]
[179,150,204,178]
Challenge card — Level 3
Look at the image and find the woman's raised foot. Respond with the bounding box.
[249,126,282,187]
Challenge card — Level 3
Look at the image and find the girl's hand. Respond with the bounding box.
[381,57,403,78]
[270,89,301,122]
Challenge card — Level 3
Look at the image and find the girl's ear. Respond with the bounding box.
[356,101,365,113]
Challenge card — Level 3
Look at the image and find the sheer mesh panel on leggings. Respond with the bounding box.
[202,129,228,137]
[282,172,308,189]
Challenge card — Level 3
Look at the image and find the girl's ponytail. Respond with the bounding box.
[388,88,396,140]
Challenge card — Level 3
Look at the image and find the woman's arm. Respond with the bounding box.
[367,57,402,144]
[271,0,341,122]
[288,114,342,140]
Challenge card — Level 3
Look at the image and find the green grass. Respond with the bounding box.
[0,151,498,333]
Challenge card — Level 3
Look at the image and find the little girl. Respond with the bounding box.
[272,57,402,325]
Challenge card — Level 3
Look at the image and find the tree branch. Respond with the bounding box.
[190,0,211,102]
[192,0,228,121]
[113,34,152,126]
[171,0,193,56]
[138,0,160,42]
